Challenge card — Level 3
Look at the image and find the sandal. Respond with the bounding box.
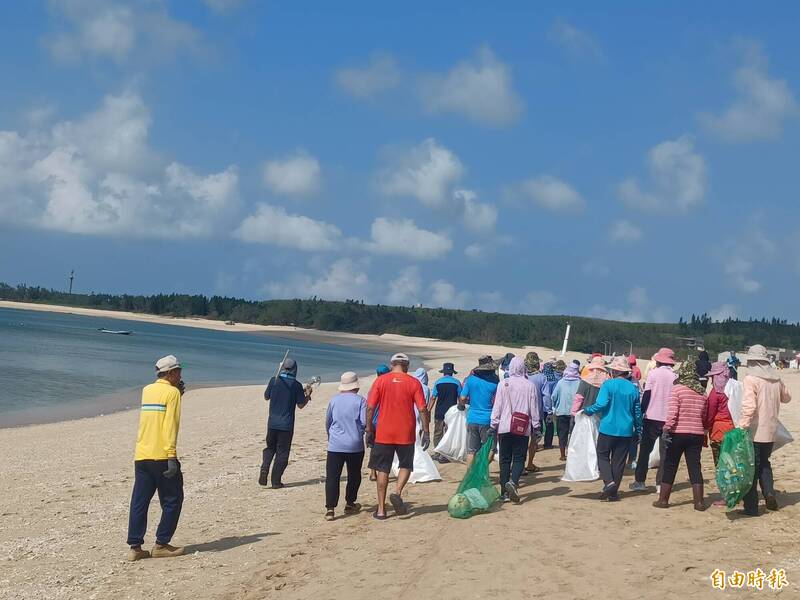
[372,511,388,521]
[389,493,408,516]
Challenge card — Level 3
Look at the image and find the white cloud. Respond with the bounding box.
[378,138,465,208]
[549,19,604,61]
[262,153,321,196]
[0,91,237,237]
[464,243,484,260]
[203,0,246,13]
[710,304,739,322]
[367,217,452,260]
[701,43,797,142]
[609,220,643,243]
[264,258,372,302]
[46,0,201,65]
[589,287,670,323]
[335,53,402,99]
[519,291,558,315]
[718,223,775,293]
[456,189,497,235]
[517,175,585,212]
[430,280,469,309]
[419,46,523,126]
[386,266,422,306]
[619,136,707,213]
[234,204,341,251]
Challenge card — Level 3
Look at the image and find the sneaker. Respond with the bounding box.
[258,470,269,486]
[505,482,521,504]
[605,495,621,503]
[500,493,510,503]
[151,544,185,559]
[271,482,285,489]
[765,496,779,511]
[344,503,361,514]
[600,482,617,500]
[628,481,647,492]
[127,547,150,562]
[325,509,335,521]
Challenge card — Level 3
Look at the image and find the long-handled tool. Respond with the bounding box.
[266,348,291,401]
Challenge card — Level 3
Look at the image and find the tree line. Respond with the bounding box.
[2,282,799,359]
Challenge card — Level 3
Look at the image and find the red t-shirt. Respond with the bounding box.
[368,372,426,445]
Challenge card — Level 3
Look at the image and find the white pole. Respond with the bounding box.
[560,323,571,357]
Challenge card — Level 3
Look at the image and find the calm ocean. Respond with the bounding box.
[0,307,389,427]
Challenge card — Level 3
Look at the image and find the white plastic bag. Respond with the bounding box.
[648,439,661,469]
[726,379,793,451]
[562,412,600,482]
[391,408,441,483]
[433,405,468,463]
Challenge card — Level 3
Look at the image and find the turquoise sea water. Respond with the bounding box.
[0,307,389,427]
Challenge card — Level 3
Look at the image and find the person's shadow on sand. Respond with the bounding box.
[185,532,278,553]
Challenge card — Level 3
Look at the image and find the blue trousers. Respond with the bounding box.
[127,460,184,547]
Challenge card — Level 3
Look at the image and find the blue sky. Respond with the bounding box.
[1,1,798,322]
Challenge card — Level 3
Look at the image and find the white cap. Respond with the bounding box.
[155,355,181,374]
[390,352,409,364]
[338,371,360,392]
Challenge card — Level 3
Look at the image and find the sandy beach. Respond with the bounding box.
[1,303,799,599]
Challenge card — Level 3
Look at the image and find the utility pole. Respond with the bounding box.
[68,270,75,294]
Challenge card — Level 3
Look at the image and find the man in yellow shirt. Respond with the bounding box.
[126,355,186,561]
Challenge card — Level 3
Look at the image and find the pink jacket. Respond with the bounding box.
[740,369,792,443]
[491,357,540,436]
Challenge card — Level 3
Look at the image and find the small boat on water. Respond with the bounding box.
[98,328,133,335]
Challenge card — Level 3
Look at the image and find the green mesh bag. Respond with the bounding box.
[448,438,501,519]
[715,428,755,509]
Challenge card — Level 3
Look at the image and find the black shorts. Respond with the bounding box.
[368,443,415,474]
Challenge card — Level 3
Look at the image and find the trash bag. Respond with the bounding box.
[726,379,793,451]
[715,428,755,509]
[391,410,441,483]
[648,439,661,469]
[434,405,468,462]
[447,438,500,519]
[562,412,600,482]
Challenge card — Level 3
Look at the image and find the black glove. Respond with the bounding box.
[365,430,375,448]
[178,380,186,395]
[420,430,431,451]
[546,413,554,424]
[163,458,180,479]
[456,403,465,412]
[661,430,673,446]
[487,426,497,438]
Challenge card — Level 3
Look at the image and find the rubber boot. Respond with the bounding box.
[652,482,672,508]
[692,483,707,512]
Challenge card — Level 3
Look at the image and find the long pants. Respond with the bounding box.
[596,433,631,496]
[628,437,639,464]
[711,441,722,467]
[433,419,447,448]
[634,419,665,484]
[261,428,294,485]
[325,451,364,509]
[499,433,529,489]
[556,415,572,453]
[661,433,704,485]
[127,460,184,547]
[542,418,555,448]
[743,442,775,514]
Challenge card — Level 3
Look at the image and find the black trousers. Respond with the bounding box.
[556,415,572,452]
[635,419,665,484]
[325,451,364,509]
[743,442,775,514]
[542,418,555,448]
[499,433,529,488]
[596,434,631,496]
[261,428,294,485]
[127,460,184,547]
[661,433,704,485]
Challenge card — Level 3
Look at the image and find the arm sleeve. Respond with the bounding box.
[358,398,367,436]
[542,383,553,414]
[643,371,655,392]
[295,383,308,407]
[264,377,274,401]
[459,379,470,403]
[162,389,181,458]
[431,383,439,398]
[705,392,719,430]
[490,386,503,429]
[739,378,757,429]
[634,391,643,437]
[325,401,333,436]
[663,390,679,432]
[530,384,541,425]
[551,382,562,413]
[583,383,609,417]
[367,379,381,409]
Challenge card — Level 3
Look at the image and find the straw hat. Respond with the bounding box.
[748,344,770,363]
[585,355,607,371]
[338,371,360,392]
[609,356,632,373]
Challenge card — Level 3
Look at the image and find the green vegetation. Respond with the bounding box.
[2,283,798,358]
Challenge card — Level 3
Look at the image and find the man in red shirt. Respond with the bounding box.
[366,352,430,519]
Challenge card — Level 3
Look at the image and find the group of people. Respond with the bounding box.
[123,342,793,560]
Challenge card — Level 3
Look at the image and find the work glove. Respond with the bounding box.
[487,426,497,438]
[661,430,673,446]
[178,380,186,395]
[456,403,465,412]
[420,430,431,451]
[365,430,375,448]
[546,414,554,424]
[163,458,180,479]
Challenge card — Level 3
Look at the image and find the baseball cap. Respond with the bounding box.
[155,355,181,374]
[390,352,410,364]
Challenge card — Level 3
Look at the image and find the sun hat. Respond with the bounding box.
[653,348,676,365]
[628,354,638,366]
[706,361,728,378]
[156,355,181,374]
[585,355,607,371]
[390,352,410,364]
[748,344,770,363]
[524,352,540,372]
[555,359,567,373]
[609,356,632,373]
[474,355,497,371]
[338,371,360,392]
[439,362,457,375]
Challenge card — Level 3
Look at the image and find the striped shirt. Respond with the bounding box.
[664,384,707,436]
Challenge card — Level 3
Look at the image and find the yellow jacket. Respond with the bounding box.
[134,379,182,461]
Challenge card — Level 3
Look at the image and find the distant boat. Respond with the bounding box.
[98,328,133,335]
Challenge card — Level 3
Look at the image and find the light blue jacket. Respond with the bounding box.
[583,378,642,438]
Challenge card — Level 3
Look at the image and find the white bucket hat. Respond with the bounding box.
[338,371,360,392]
